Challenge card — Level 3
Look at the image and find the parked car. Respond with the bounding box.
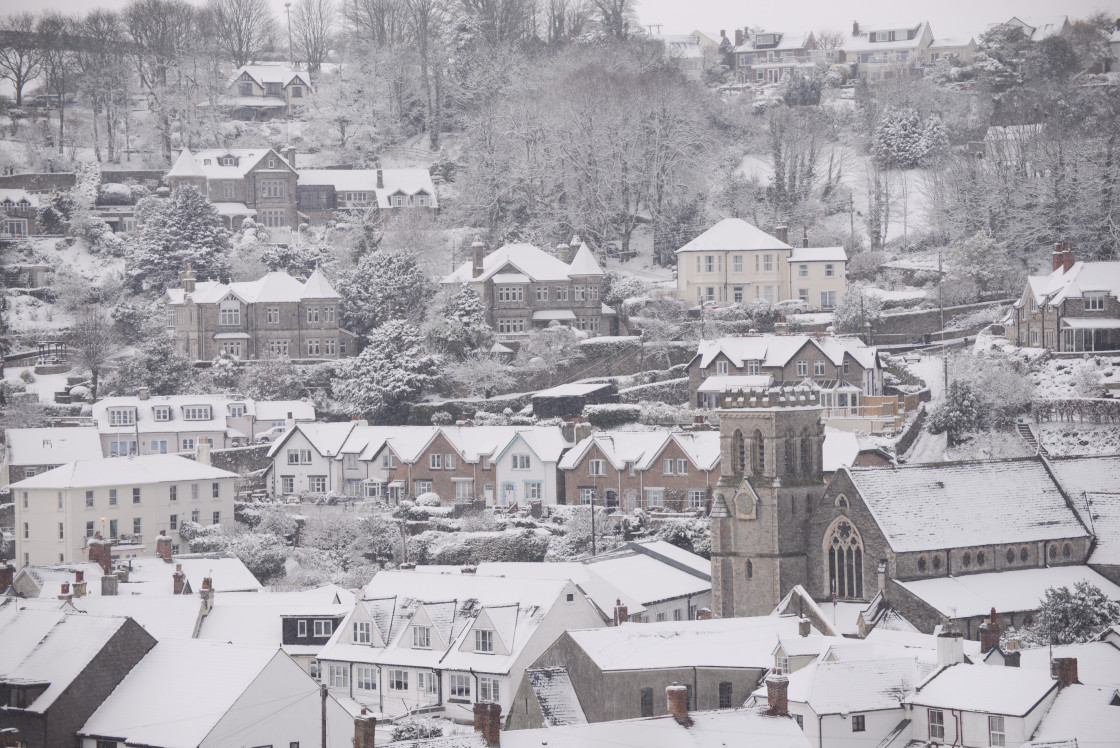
[774,299,809,314]
[255,425,289,444]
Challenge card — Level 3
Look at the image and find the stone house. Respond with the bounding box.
[0,602,158,748]
[165,147,298,229]
[1008,245,1120,352]
[0,188,39,236]
[731,29,817,84]
[2,427,103,487]
[223,64,312,120]
[841,21,934,80]
[165,267,355,361]
[297,167,439,224]
[557,430,721,510]
[442,240,615,343]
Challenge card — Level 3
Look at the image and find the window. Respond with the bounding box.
[132,517,142,535]
[219,301,240,326]
[86,521,95,537]
[59,522,65,540]
[281,475,295,494]
[825,264,835,277]
[455,481,474,500]
[183,406,212,421]
[733,286,744,303]
[382,454,398,469]
[663,459,675,475]
[763,254,773,272]
[353,621,371,644]
[306,307,320,324]
[414,480,433,495]
[475,629,494,653]
[419,671,438,694]
[646,488,664,507]
[132,487,141,504]
[821,291,837,308]
[746,360,760,375]
[212,482,220,499]
[716,360,729,375]
[794,714,804,729]
[798,264,808,277]
[23,522,29,539]
[852,715,865,732]
[496,318,525,334]
[641,688,654,717]
[152,406,171,422]
[389,670,409,691]
[929,709,945,740]
[307,339,320,356]
[1085,293,1106,311]
[814,361,826,376]
[269,340,289,355]
[309,476,327,493]
[719,682,733,709]
[260,180,285,198]
[313,620,333,637]
[526,482,542,499]
[776,653,789,674]
[689,489,705,508]
[449,673,470,698]
[479,677,500,703]
[413,626,431,648]
[555,286,568,301]
[429,453,443,470]
[536,287,549,301]
[109,408,135,426]
[83,489,94,508]
[298,620,307,637]
[512,454,531,470]
[170,514,178,531]
[445,453,457,470]
[573,286,586,301]
[704,255,714,273]
[588,459,606,476]
[497,286,524,302]
[796,360,808,376]
[212,511,221,525]
[267,307,280,324]
[309,660,319,680]
[579,487,595,505]
[989,716,1005,746]
[733,255,743,273]
[328,664,348,688]
[355,666,376,691]
[109,489,117,506]
[825,518,864,599]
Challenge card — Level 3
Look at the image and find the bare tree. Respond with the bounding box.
[590,0,634,39]
[207,0,278,67]
[459,0,537,46]
[68,307,122,401]
[544,0,591,45]
[815,28,846,51]
[344,0,407,48]
[76,9,131,162]
[293,0,336,73]
[405,0,448,147]
[36,12,77,154]
[0,12,42,106]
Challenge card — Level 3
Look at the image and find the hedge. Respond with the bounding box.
[583,403,642,427]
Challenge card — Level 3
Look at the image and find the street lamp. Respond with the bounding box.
[285,2,293,66]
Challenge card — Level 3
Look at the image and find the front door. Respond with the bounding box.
[502,483,515,505]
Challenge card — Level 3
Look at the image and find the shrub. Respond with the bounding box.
[583,403,641,428]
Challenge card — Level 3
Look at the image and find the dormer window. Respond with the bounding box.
[1085,293,1106,311]
[353,620,371,644]
[152,406,171,422]
[203,159,212,165]
[776,653,789,674]
[108,408,135,426]
[413,625,431,648]
[228,404,246,418]
[1,199,11,209]
[746,360,760,375]
[219,156,237,166]
[313,619,332,637]
[182,406,212,421]
[18,199,28,208]
[475,629,494,653]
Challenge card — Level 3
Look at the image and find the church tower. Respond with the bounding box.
[710,383,826,618]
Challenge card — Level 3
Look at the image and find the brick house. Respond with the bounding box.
[1008,244,1120,352]
[297,167,439,224]
[557,430,720,510]
[841,21,934,81]
[223,64,312,120]
[165,267,355,361]
[443,240,615,343]
[0,188,39,236]
[165,147,298,229]
[730,29,817,84]
[688,335,883,410]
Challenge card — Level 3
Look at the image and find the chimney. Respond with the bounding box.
[1004,650,1021,667]
[472,238,486,278]
[852,20,860,36]
[473,702,502,746]
[936,628,965,667]
[667,683,693,726]
[157,531,173,563]
[1062,242,1075,272]
[613,599,629,626]
[735,29,743,46]
[200,584,214,614]
[173,564,186,595]
[775,223,789,245]
[196,441,211,466]
[285,145,296,169]
[88,535,112,576]
[1051,242,1064,272]
[802,226,809,248]
[461,562,477,574]
[0,562,14,592]
[60,582,70,595]
[75,569,84,584]
[979,608,1002,654]
[202,576,212,590]
[696,608,712,621]
[798,617,811,637]
[765,674,789,717]
[180,264,196,295]
[101,574,118,596]
[376,169,384,189]
[556,242,571,264]
[1052,657,1079,689]
[138,384,150,401]
[719,29,726,40]
[73,578,87,598]
[354,709,377,748]
[115,565,130,583]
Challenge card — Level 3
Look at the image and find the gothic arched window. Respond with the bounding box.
[732,430,745,475]
[800,427,812,475]
[825,518,864,600]
[784,430,796,477]
[752,429,764,475]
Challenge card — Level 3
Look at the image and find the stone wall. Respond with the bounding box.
[0,173,75,191]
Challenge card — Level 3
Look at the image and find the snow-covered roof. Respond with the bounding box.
[558,430,721,473]
[197,587,353,652]
[298,168,439,209]
[17,553,261,598]
[231,63,310,88]
[0,188,40,207]
[694,335,877,371]
[210,201,256,216]
[0,603,135,713]
[1044,262,1120,307]
[334,425,570,466]
[677,218,791,254]
[895,565,1120,619]
[768,656,927,714]
[77,639,287,747]
[268,421,356,459]
[168,270,341,305]
[845,21,930,52]
[929,36,975,49]
[1002,15,1068,41]
[658,34,705,59]
[1018,642,1120,688]
[526,666,587,725]
[822,427,860,473]
[567,615,812,671]
[91,395,314,438]
[907,662,1056,715]
[4,426,103,466]
[622,539,713,578]
[167,148,293,180]
[842,458,1088,553]
[533,381,614,398]
[443,242,602,285]
[9,454,239,490]
[788,246,847,263]
[1048,455,1120,565]
[733,30,814,54]
[697,375,774,393]
[1027,684,1120,747]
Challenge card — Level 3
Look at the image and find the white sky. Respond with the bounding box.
[23,0,1108,42]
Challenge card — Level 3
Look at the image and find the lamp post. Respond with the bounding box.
[285,2,293,66]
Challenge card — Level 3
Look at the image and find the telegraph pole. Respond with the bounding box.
[939,251,948,393]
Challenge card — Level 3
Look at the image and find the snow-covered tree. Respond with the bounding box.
[240,355,310,400]
[426,285,492,359]
[927,379,986,445]
[108,333,194,396]
[337,250,435,339]
[945,231,1021,304]
[259,240,335,276]
[1032,581,1120,645]
[449,350,514,398]
[832,284,883,334]
[871,107,928,169]
[332,320,442,423]
[514,323,586,387]
[127,186,232,292]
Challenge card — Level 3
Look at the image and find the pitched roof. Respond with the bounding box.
[299,268,341,299]
[843,458,1087,553]
[1027,684,1120,747]
[4,427,103,466]
[0,188,40,207]
[17,553,261,598]
[267,421,356,459]
[166,148,206,178]
[443,242,601,285]
[568,243,605,275]
[1048,456,1120,565]
[1019,641,1120,688]
[231,63,309,88]
[167,270,344,305]
[526,666,587,726]
[733,30,814,53]
[167,148,292,180]
[773,656,927,714]
[91,395,314,437]
[907,662,1056,715]
[788,246,847,263]
[1019,261,1120,308]
[845,21,930,52]
[558,430,721,473]
[9,454,239,490]
[298,168,439,209]
[695,334,877,371]
[676,218,791,253]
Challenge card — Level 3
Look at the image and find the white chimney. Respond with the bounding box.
[936,629,965,668]
[196,441,211,466]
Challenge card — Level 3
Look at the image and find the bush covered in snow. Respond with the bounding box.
[583,403,641,428]
[871,108,948,169]
[391,717,445,741]
[96,183,135,206]
[408,529,550,565]
[417,493,442,507]
[1014,582,1120,646]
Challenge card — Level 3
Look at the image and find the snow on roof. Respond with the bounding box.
[268,421,356,459]
[18,554,260,599]
[78,639,283,747]
[210,201,256,217]
[301,268,341,298]
[863,627,982,659]
[732,30,813,53]
[569,243,605,275]
[168,148,292,180]
[658,34,705,59]
[232,63,309,88]
[776,656,927,714]
[534,381,613,398]
[1019,642,1120,688]
[0,603,134,712]
[929,36,975,48]
[526,666,587,726]
[443,242,597,285]
[61,595,201,639]
[788,246,847,263]
[4,427,103,466]
[567,615,812,671]
[697,375,775,393]
[0,188,40,207]
[1027,684,1120,747]
[559,430,720,474]
[845,21,930,52]
[583,547,711,605]
[695,334,877,371]
[91,395,313,437]
[622,539,714,578]
[166,148,206,178]
[9,454,239,490]
[1048,456,1120,565]
[822,427,860,473]
[1021,261,1120,308]
[1004,15,1069,41]
[677,218,791,253]
[895,566,1120,619]
[298,168,438,209]
[197,588,352,651]
[844,458,1087,553]
[908,662,1056,715]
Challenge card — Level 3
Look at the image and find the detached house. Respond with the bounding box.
[443,240,614,342]
[166,266,355,361]
[731,29,817,84]
[298,167,438,223]
[842,21,933,80]
[0,189,39,236]
[1009,244,1120,352]
[166,147,298,229]
[223,63,312,120]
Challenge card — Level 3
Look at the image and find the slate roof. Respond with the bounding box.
[298,168,439,209]
[1027,684,1120,747]
[166,148,293,180]
[1016,261,1120,309]
[9,454,239,490]
[842,458,1088,553]
[1048,455,1120,565]
[788,246,847,263]
[526,666,587,726]
[91,395,314,438]
[694,334,878,371]
[443,242,602,284]
[4,427,103,466]
[765,656,928,714]
[167,270,341,305]
[676,218,792,253]
[907,662,1057,716]
[558,430,721,472]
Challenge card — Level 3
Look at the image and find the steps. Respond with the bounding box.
[1017,422,1049,456]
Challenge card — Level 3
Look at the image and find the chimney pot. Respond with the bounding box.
[979,610,1002,655]
[61,582,70,594]
[853,20,860,36]
[1003,651,1021,667]
[157,534,174,563]
[613,599,629,626]
[173,565,187,595]
[936,628,966,667]
[775,223,789,245]
[88,537,113,576]
[472,238,486,278]
[376,169,384,189]
[75,570,84,584]
[1052,657,1079,689]
[667,683,693,726]
[765,674,789,717]
[802,226,809,248]
[138,384,150,400]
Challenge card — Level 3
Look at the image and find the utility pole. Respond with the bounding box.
[590,492,596,557]
[939,250,948,393]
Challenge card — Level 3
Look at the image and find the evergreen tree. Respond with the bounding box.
[927,380,987,445]
[336,250,435,339]
[871,107,925,169]
[426,285,493,359]
[331,320,443,423]
[126,186,232,293]
[109,334,193,395]
[1034,581,1120,644]
[260,240,335,276]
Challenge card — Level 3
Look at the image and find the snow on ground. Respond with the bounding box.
[6,365,73,405]
[863,287,927,303]
[900,354,948,463]
[5,294,73,333]
[1029,355,1120,399]
[1035,424,1120,456]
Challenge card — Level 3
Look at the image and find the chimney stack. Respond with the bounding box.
[285,145,296,169]
[173,564,186,595]
[667,683,693,726]
[180,264,196,295]
[775,223,789,245]
[852,20,860,36]
[936,628,965,668]
[802,226,809,248]
[1052,657,1079,689]
[101,574,118,596]
[556,242,571,264]
[735,29,743,46]
[765,674,789,717]
[88,535,112,576]
[75,570,84,584]
[138,384,149,401]
[0,562,14,592]
[473,702,502,746]
[354,709,377,748]
[472,237,486,278]
[798,617,811,637]
[60,582,70,595]
[157,531,173,563]
[1062,242,1075,272]
[613,599,629,626]
[696,608,712,621]
[461,562,477,574]
[376,169,384,189]
[979,608,1002,654]
[195,441,211,467]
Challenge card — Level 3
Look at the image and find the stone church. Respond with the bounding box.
[709,384,1114,636]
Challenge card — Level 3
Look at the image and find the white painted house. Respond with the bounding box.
[267,421,359,496]
[2,426,103,487]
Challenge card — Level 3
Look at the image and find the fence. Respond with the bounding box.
[1031,398,1120,424]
